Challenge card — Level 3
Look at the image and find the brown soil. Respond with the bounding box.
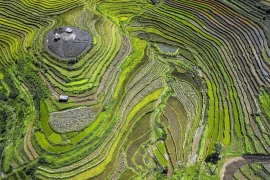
[24,118,39,160]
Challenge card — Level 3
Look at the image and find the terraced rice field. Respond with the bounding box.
[0,0,270,179]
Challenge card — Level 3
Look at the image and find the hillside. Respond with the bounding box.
[0,0,270,179]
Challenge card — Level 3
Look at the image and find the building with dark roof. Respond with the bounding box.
[54,33,61,41]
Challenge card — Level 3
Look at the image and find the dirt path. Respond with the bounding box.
[24,118,39,160]
[165,154,173,178]
[23,119,34,161]
[21,83,39,160]
[220,155,270,180]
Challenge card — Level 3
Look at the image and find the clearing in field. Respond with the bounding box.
[45,26,92,60]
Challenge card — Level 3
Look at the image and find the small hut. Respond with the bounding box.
[59,95,68,102]
[54,33,61,41]
[66,27,73,33]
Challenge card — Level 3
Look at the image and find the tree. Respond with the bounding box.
[205,142,222,164]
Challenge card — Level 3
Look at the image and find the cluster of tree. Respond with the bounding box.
[0,104,12,155]
[0,82,8,101]
[0,98,29,175]
[0,72,19,101]
[0,72,21,164]
[16,54,48,107]
[0,54,48,176]
[205,142,222,164]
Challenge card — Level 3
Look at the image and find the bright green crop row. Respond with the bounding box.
[113,38,147,99]
[40,101,53,137]
[68,88,163,179]
[132,2,252,155]
[259,89,270,119]
[70,112,106,143]
[0,72,4,80]
[154,149,167,168]
[98,0,149,26]
[156,141,166,155]
[21,0,83,14]
[35,132,72,153]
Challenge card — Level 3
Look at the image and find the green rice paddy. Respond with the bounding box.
[0,0,270,179]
